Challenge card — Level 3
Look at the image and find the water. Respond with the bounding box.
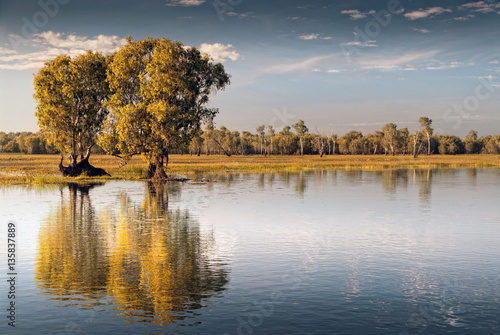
[0,168,499,335]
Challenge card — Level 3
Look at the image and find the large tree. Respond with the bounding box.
[34,51,110,176]
[102,37,230,179]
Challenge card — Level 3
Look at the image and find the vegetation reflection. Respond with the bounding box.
[36,182,229,326]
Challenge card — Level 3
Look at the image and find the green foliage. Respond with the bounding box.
[419,117,434,155]
[484,135,500,154]
[437,135,465,155]
[34,51,109,165]
[103,37,230,177]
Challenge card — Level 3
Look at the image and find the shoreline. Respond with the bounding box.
[1,153,500,184]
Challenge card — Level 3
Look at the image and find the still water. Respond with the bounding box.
[0,168,499,335]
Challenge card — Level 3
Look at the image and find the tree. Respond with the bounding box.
[398,127,409,155]
[189,130,203,156]
[267,125,275,155]
[34,51,110,176]
[24,133,45,154]
[419,117,433,155]
[412,130,423,158]
[314,129,328,157]
[339,131,363,154]
[465,130,480,154]
[103,37,230,179]
[277,126,298,155]
[331,133,338,155]
[371,131,384,155]
[484,135,500,154]
[437,135,464,155]
[382,123,399,155]
[293,120,308,156]
[256,125,266,155]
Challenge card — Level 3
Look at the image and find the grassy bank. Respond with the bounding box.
[1,153,500,184]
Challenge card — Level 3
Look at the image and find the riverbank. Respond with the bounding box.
[1,153,500,184]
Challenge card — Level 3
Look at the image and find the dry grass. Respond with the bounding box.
[1,153,499,184]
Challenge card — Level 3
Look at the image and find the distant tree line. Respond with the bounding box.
[3,118,500,156]
[189,120,500,156]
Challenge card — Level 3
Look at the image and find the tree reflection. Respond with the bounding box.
[413,168,432,211]
[380,169,409,195]
[36,181,229,326]
[295,171,307,197]
[36,183,107,298]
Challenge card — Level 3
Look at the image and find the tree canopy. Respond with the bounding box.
[34,50,110,176]
[102,37,230,179]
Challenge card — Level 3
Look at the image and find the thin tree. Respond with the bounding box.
[419,117,433,155]
[256,125,266,155]
[267,125,275,155]
[382,123,399,156]
[293,120,308,156]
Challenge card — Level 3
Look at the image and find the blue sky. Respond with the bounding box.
[0,0,499,137]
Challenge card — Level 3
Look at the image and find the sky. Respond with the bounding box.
[0,0,499,137]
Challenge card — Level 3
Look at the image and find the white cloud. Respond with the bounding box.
[328,69,340,73]
[166,0,205,6]
[354,50,439,70]
[225,11,252,19]
[0,31,127,70]
[411,27,431,33]
[261,53,337,74]
[33,31,126,54]
[199,43,241,63]
[298,33,332,40]
[0,47,17,55]
[363,65,400,70]
[299,33,319,40]
[341,9,376,20]
[344,40,378,47]
[426,61,466,70]
[473,75,496,79]
[459,1,500,13]
[489,60,499,64]
[404,7,452,20]
[453,15,475,20]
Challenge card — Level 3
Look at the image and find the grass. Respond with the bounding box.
[1,153,500,184]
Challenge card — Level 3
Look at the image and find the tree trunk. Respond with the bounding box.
[427,134,431,155]
[413,132,419,158]
[148,154,168,180]
[59,155,110,177]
